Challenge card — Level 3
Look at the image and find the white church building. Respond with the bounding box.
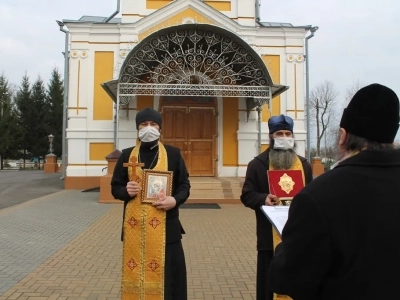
[61,0,313,189]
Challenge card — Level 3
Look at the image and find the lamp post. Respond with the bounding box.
[305,26,319,162]
[56,20,69,180]
[48,134,54,154]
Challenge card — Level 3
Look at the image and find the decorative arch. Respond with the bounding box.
[115,23,287,105]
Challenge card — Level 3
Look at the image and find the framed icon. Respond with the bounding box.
[141,169,173,204]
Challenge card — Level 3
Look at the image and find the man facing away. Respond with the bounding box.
[111,107,190,300]
[269,83,400,300]
[240,114,313,300]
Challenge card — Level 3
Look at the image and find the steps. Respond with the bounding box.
[187,177,244,204]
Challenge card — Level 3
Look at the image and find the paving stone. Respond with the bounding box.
[0,189,259,299]
[0,191,112,295]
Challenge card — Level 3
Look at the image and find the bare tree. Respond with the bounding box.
[310,80,339,157]
[344,79,367,106]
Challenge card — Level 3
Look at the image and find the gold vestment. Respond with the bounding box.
[122,142,168,300]
[269,156,305,300]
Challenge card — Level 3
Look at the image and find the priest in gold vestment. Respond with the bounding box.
[111,108,190,300]
[240,115,313,300]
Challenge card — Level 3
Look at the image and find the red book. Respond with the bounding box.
[267,170,305,199]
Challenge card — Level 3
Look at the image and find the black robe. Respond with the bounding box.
[240,148,313,300]
[111,143,190,300]
[269,149,400,300]
[240,148,313,251]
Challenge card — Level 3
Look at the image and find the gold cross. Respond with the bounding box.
[123,156,145,182]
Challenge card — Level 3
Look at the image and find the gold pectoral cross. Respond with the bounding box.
[123,155,145,183]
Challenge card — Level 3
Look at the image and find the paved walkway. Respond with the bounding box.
[0,188,258,299]
[0,171,63,209]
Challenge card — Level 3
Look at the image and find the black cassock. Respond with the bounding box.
[111,143,191,300]
[240,148,313,300]
[269,149,400,300]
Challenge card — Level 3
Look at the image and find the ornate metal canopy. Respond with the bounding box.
[102,24,289,106]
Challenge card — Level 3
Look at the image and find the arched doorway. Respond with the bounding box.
[117,23,277,103]
[159,96,217,176]
[100,23,290,176]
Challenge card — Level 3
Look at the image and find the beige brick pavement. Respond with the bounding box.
[0,193,258,300]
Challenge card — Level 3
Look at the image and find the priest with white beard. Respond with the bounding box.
[240,114,313,300]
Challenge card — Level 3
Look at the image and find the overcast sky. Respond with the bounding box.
[1,0,399,119]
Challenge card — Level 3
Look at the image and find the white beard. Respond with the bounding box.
[269,148,298,170]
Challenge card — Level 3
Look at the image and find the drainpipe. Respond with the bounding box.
[113,103,117,148]
[116,92,121,150]
[106,0,120,148]
[305,26,319,162]
[105,0,121,23]
[256,106,262,154]
[255,0,261,22]
[56,20,69,181]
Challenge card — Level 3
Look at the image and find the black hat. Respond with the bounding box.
[135,107,162,129]
[340,83,399,143]
[268,114,294,134]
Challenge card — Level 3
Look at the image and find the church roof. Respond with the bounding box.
[62,15,121,23]
[259,22,312,29]
[62,16,311,29]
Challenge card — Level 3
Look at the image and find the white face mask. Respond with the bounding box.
[273,137,295,150]
[138,126,160,142]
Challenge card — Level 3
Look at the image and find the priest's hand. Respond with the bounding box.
[266,194,279,206]
[126,181,141,197]
[152,190,177,211]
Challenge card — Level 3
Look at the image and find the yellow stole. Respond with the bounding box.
[269,155,305,300]
[122,142,168,300]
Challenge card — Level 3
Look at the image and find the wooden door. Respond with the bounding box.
[160,105,216,176]
[187,107,216,176]
[161,106,189,165]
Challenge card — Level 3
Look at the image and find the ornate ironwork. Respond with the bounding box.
[118,24,272,106]
[120,26,271,87]
[119,95,135,106]
[119,83,270,98]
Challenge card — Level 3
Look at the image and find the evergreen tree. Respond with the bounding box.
[15,73,32,166]
[46,68,64,157]
[0,74,20,169]
[30,76,50,160]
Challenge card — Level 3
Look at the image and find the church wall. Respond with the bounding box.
[85,45,118,135]
[89,143,115,161]
[253,29,307,159]
[235,0,256,26]
[144,0,233,14]
[67,51,88,120]
[121,0,256,25]
[261,54,281,121]
[66,38,120,188]
[205,1,232,12]
[117,97,137,151]
[234,30,308,176]
[218,97,236,177]
[146,0,171,10]
[237,97,258,177]
[121,0,145,22]
[283,51,306,158]
[116,95,154,151]
[138,8,216,41]
[63,2,310,185]
[93,52,114,121]
[222,97,239,167]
